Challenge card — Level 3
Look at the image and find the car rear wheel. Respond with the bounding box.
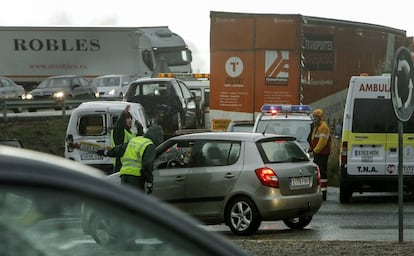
[225,196,261,235]
[283,216,312,229]
[89,214,136,249]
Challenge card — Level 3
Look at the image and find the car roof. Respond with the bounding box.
[76,101,145,111]
[94,74,130,79]
[46,75,81,79]
[173,131,295,142]
[132,77,175,83]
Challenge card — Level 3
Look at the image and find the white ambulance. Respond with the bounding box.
[339,74,414,203]
[64,101,148,174]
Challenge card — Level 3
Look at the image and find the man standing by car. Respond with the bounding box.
[111,105,136,174]
[99,125,163,194]
[308,108,331,201]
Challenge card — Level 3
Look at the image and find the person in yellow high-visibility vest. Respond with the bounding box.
[99,125,164,193]
[110,105,136,174]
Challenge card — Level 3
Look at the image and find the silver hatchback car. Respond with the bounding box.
[149,132,322,235]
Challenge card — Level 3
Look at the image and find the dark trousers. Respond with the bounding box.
[313,154,329,179]
[120,174,145,192]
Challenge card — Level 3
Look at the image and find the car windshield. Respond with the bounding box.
[259,139,309,163]
[0,185,212,256]
[92,77,121,87]
[37,78,71,89]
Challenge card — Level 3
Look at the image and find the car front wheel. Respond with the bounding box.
[283,216,312,229]
[225,196,261,235]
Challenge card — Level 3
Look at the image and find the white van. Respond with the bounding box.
[339,74,414,203]
[64,101,148,174]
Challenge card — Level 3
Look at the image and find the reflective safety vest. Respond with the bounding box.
[111,129,135,147]
[120,136,153,176]
[111,129,136,165]
[310,120,331,155]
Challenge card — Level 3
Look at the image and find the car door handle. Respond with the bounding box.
[407,136,414,140]
[224,173,235,179]
[175,176,185,182]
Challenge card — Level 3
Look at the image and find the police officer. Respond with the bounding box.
[308,108,331,201]
[99,125,163,194]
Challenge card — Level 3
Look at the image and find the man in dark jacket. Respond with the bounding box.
[110,105,136,174]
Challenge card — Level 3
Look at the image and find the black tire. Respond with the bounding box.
[339,180,353,203]
[90,215,137,249]
[283,216,313,229]
[225,196,261,235]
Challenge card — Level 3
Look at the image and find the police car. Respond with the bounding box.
[252,104,313,151]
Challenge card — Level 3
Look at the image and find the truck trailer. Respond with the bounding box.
[0,26,193,89]
[209,11,409,130]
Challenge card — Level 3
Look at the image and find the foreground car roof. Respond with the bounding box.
[0,146,247,255]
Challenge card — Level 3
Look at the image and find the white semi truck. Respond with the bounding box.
[0,26,193,88]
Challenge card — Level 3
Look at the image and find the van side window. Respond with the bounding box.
[78,115,105,136]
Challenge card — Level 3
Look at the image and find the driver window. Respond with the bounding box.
[155,141,194,169]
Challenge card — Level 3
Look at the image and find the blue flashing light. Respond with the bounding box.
[261,104,312,114]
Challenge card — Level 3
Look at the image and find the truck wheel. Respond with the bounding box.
[339,180,353,203]
[225,196,261,235]
[283,216,313,229]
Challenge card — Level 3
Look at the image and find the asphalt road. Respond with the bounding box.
[210,187,414,242]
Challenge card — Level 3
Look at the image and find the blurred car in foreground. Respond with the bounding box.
[0,145,247,255]
[25,75,97,112]
[92,74,134,98]
[0,139,23,148]
[0,76,26,113]
[107,132,323,235]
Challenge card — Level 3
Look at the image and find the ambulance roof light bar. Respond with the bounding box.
[260,104,312,115]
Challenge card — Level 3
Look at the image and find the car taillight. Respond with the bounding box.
[255,167,279,188]
[341,141,348,165]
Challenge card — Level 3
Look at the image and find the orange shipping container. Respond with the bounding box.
[210,12,302,129]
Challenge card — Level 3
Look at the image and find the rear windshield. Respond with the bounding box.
[256,119,312,143]
[78,115,107,136]
[129,81,171,97]
[258,138,309,163]
[352,99,414,133]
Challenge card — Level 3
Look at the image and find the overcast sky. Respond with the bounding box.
[2,0,413,73]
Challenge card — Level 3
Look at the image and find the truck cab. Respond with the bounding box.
[253,104,313,151]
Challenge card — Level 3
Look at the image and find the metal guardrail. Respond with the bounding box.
[0,98,122,122]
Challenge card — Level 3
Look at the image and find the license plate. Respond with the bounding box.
[290,176,310,187]
[81,153,103,160]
